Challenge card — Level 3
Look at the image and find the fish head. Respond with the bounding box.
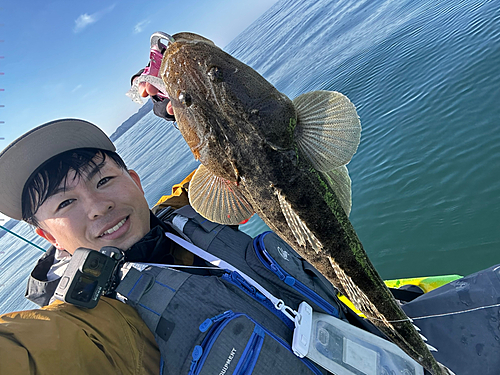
[160,32,297,182]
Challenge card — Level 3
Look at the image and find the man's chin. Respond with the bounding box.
[102,234,145,253]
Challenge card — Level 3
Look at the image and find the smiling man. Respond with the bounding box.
[0,118,192,307]
[0,118,196,374]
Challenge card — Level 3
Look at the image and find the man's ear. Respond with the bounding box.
[128,169,144,193]
[35,227,61,249]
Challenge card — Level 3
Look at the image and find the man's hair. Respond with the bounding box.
[22,148,128,227]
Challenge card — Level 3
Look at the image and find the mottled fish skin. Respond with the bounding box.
[160,32,449,375]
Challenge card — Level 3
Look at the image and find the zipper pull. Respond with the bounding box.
[259,246,274,264]
[199,310,233,332]
[270,263,285,280]
[189,345,203,373]
[284,275,296,286]
[226,271,267,302]
[257,244,286,281]
[254,290,267,302]
[232,271,257,295]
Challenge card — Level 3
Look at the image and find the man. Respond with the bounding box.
[0,119,191,374]
[0,118,194,374]
[0,119,197,306]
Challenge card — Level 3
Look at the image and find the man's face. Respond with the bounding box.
[34,158,151,254]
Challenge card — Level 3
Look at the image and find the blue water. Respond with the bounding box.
[1,0,499,315]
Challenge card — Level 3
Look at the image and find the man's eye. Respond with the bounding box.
[58,199,74,210]
[97,176,113,188]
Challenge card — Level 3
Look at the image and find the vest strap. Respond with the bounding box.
[174,205,220,232]
[116,265,191,332]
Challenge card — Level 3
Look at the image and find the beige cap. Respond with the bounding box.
[0,119,115,220]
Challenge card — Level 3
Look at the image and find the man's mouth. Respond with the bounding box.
[99,216,129,237]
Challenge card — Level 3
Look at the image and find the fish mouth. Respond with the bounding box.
[170,32,216,46]
[161,35,221,160]
[162,33,217,102]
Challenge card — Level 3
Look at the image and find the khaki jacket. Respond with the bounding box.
[0,297,160,375]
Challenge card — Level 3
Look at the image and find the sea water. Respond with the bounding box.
[1,0,499,314]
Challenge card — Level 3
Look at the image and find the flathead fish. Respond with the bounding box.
[159,32,451,375]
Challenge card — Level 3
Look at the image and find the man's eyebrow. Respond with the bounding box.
[51,185,74,197]
[50,163,104,197]
[86,163,104,181]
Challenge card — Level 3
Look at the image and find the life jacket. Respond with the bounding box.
[115,205,348,374]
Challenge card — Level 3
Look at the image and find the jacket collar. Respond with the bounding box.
[123,212,174,264]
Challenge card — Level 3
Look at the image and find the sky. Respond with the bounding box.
[0,0,278,142]
[0,0,278,223]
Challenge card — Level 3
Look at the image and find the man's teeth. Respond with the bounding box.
[102,218,127,236]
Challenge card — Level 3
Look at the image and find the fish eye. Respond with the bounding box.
[178,91,192,107]
[207,66,223,82]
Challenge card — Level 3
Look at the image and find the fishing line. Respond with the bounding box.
[0,224,47,252]
[130,263,221,270]
[367,302,500,323]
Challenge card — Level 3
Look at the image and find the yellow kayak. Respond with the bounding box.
[339,274,463,317]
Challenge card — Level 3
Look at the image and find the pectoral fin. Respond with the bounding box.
[293,90,361,172]
[188,164,254,225]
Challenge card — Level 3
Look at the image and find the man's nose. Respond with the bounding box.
[85,194,114,219]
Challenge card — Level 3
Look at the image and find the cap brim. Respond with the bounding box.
[0,119,115,220]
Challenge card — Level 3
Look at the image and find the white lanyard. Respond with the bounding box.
[164,232,301,324]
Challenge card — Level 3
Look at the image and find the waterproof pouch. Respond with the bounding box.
[293,302,424,375]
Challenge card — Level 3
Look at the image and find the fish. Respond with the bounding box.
[159,32,452,375]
